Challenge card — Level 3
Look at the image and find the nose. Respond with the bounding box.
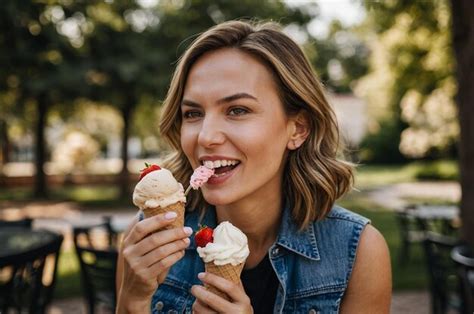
[197,114,226,148]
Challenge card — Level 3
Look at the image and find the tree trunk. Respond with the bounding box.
[451,0,474,247]
[34,94,48,198]
[0,119,10,165]
[119,100,134,199]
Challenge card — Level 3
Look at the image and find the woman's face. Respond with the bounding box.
[180,48,295,206]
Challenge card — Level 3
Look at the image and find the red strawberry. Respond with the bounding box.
[139,163,161,181]
[195,226,213,248]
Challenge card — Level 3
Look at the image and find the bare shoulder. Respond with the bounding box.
[340,224,392,314]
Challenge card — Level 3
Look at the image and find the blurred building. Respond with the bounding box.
[327,92,368,148]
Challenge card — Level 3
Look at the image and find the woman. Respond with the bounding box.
[117,20,391,313]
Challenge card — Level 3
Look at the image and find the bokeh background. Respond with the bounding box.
[1,1,473,313]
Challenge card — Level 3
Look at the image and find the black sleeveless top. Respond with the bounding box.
[241,254,279,313]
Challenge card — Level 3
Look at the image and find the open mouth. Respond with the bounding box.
[202,160,241,177]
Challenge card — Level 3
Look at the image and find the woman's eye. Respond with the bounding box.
[183,110,202,119]
[228,107,249,116]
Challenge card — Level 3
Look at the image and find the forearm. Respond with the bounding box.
[116,294,152,314]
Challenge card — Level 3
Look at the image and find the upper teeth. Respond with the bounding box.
[203,160,239,169]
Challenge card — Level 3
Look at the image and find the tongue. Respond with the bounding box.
[214,165,234,174]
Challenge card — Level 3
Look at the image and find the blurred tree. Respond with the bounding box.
[0,1,85,197]
[357,1,456,163]
[1,0,313,199]
[307,20,369,93]
[450,0,474,246]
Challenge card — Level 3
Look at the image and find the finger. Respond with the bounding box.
[140,237,190,267]
[198,272,247,302]
[192,299,217,314]
[132,226,193,256]
[191,285,230,312]
[124,212,179,245]
[148,249,186,277]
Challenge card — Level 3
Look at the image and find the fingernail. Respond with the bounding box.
[183,226,193,235]
[198,272,205,279]
[165,212,177,219]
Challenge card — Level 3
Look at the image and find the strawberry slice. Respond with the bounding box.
[139,163,161,181]
[195,225,214,248]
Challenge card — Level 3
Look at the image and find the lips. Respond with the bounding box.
[198,156,242,185]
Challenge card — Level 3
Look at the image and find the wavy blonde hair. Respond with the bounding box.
[160,20,353,230]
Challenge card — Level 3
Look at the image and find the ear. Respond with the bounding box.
[287,111,310,150]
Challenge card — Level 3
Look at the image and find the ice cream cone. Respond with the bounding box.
[142,201,185,230]
[204,261,245,300]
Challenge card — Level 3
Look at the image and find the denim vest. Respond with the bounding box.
[149,205,369,314]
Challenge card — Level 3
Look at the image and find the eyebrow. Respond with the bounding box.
[181,92,258,107]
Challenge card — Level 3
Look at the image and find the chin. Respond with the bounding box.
[201,191,236,207]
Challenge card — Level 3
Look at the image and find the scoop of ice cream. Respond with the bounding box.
[133,168,186,209]
[197,221,249,266]
[190,166,215,190]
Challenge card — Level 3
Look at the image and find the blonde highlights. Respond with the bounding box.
[160,20,353,230]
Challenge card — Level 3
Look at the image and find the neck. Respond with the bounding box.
[215,192,283,265]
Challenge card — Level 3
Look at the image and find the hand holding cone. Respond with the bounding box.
[195,222,249,300]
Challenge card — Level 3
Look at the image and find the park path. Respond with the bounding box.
[1,181,461,313]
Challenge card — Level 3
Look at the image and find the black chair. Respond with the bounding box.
[396,208,425,265]
[0,231,63,314]
[451,245,474,314]
[73,219,119,314]
[0,217,33,228]
[416,216,459,237]
[422,232,461,314]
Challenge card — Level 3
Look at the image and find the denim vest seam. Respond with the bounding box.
[344,222,367,284]
[327,206,370,226]
[162,277,191,292]
[286,283,346,299]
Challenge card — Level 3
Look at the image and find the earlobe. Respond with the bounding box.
[287,112,310,150]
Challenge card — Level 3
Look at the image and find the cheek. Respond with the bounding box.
[237,119,289,159]
[180,127,195,161]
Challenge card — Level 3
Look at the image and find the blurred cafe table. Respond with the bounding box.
[408,205,459,220]
[0,228,58,266]
[407,204,460,234]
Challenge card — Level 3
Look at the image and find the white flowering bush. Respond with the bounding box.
[52,131,100,174]
[399,79,458,158]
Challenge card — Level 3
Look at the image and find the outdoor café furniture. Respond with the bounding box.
[73,219,119,314]
[422,232,461,314]
[395,207,426,264]
[413,205,460,235]
[0,217,33,228]
[451,245,474,314]
[0,227,63,314]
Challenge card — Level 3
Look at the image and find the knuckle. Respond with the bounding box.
[157,259,167,270]
[134,223,145,236]
[151,234,162,247]
[155,246,166,258]
[122,247,133,261]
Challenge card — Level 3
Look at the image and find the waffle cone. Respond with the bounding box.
[142,202,185,230]
[204,261,245,300]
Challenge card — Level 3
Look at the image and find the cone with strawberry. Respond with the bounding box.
[132,163,186,230]
[195,222,250,300]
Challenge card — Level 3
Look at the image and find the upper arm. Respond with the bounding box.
[116,214,140,297]
[340,224,392,314]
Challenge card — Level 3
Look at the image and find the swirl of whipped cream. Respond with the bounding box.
[197,221,250,266]
[133,168,186,209]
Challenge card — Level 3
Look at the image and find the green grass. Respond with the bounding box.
[54,249,82,299]
[354,160,458,188]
